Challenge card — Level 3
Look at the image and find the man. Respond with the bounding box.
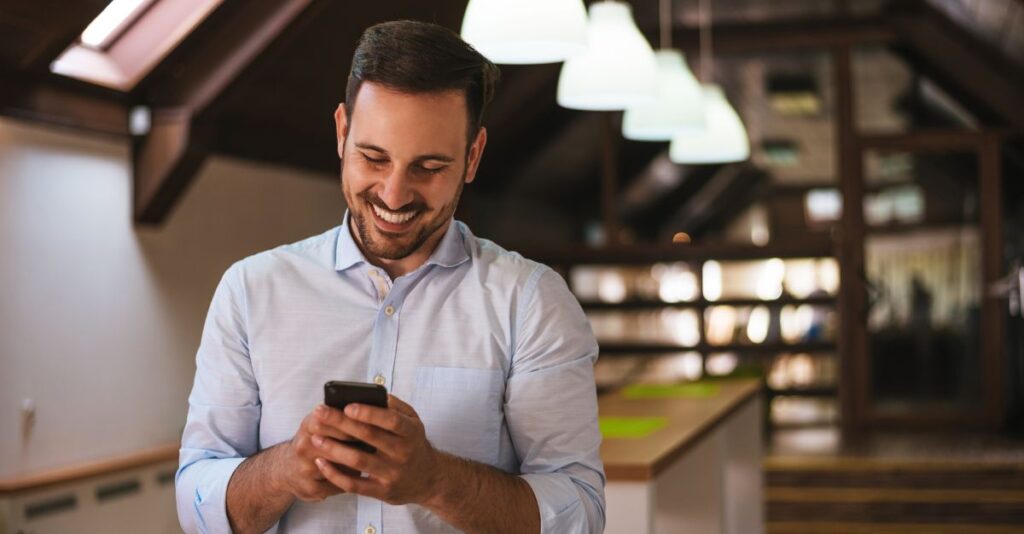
[175,20,605,534]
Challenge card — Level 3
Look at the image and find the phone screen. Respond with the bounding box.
[323,381,388,453]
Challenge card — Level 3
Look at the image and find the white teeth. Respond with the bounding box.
[371,203,416,225]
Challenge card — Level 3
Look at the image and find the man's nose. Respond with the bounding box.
[378,169,414,210]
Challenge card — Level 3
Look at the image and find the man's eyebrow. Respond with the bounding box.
[354,142,455,163]
[412,153,455,164]
[354,142,388,154]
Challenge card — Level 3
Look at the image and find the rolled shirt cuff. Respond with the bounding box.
[520,473,592,534]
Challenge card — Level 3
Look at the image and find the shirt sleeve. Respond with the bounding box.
[506,266,606,534]
[175,263,269,534]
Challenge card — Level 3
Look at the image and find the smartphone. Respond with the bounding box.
[323,380,388,453]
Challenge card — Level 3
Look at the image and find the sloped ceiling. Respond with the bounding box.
[0,0,1021,243]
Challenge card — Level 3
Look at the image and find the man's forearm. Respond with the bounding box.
[423,452,541,534]
[226,443,296,534]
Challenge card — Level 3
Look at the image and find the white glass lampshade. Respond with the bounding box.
[557,1,657,111]
[461,0,588,64]
[669,84,750,164]
[622,49,705,141]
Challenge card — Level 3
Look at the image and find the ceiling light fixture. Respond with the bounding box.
[669,0,749,164]
[622,0,704,141]
[557,1,658,111]
[460,0,588,64]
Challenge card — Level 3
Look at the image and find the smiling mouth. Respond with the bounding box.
[369,202,420,229]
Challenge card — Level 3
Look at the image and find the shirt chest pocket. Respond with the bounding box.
[413,366,504,466]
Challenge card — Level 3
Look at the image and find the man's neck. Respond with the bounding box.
[350,219,451,280]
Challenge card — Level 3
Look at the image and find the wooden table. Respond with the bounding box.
[600,378,764,534]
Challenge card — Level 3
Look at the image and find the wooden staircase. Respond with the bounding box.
[765,458,1024,533]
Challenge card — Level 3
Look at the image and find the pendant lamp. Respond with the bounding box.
[668,0,749,163]
[557,1,658,111]
[669,84,749,163]
[460,0,588,64]
[623,0,704,141]
[623,49,704,140]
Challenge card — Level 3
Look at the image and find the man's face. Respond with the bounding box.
[335,82,486,264]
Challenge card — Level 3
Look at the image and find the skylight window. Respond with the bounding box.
[80,0,155,50]
[51,0,222,91]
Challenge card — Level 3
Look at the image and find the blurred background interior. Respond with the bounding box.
[1,0,1024,532]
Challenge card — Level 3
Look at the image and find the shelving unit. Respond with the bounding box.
[577,294,837,310]
[526,241,841,430]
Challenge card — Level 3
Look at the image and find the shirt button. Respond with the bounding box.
[373,374,386,386]
[384,305,395,316]
[364,526,376,534]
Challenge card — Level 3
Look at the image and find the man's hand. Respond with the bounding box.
[226,404,363,533]
[276,404,361,502]
[308,394,542,533]
[310,394,442,505]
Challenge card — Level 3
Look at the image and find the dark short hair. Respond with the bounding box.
[345,20,501,143]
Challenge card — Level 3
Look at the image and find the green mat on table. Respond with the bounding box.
[621,382,720,399]
[599,416,668,438]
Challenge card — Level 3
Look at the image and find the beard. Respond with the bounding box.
[345,173,464,262]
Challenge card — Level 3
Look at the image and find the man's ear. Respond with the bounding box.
[334,103,349,159]
[464,127,488,185]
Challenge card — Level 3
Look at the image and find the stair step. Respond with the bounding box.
[765,458,1024,490]
[767,495,1024,524]
[768,487,1024,504]
[768,522,1024,534]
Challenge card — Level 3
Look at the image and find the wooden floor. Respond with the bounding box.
[765,429,1024,533]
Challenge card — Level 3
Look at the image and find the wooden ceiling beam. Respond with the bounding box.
[132,0,318,224]
[884,0,1024,130]
[670,15,895,55]
[0,70,127,136]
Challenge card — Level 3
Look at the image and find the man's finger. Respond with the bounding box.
[331,416,403,457]
[312,434,392,478]
[345,403,414,437]
[311,405,359,439]
[315,457,384,499]
[387,394,418,418]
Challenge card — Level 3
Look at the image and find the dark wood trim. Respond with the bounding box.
[766,386,839,398]
[862,411,1003,430]
[832,45,869,436]
[0,71,128,137]
[856,129,1014,153]
[670,16,895,55]
[580,294,837,310]
[978,132,1006,428]
[849,133,1006,431]
[601,112,621,245]
[598,341,837,355]
[132,108,213,223]
[520,238,835,266]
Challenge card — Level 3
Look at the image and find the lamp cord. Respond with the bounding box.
[660,0,672,49]
[699,0,712,83]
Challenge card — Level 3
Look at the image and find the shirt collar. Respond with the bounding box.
[334,210,470,272]
[334,211,366,272]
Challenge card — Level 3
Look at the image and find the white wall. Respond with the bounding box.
[0,117,345,478]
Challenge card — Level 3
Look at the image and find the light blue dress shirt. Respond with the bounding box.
[175,213,605,533]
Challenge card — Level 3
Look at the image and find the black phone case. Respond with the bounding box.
[323,381,388,453]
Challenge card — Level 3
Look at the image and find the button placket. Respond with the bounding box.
[368,269,391,302]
